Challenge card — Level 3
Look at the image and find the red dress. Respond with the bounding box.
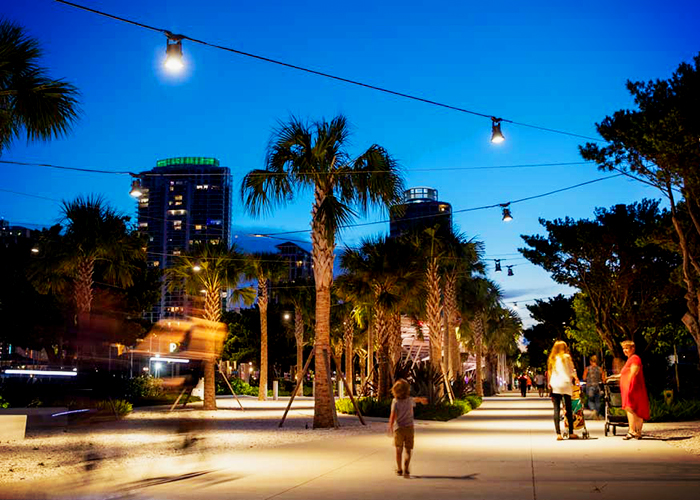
[620,354,650,420]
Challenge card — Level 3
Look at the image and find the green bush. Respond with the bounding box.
[0,395,8,409]
[96,399,133,418]
[217,376,258,396]
[464,394,482,410]
[649,397,700,422]
[126,375,164,402]
[336,396,477,421]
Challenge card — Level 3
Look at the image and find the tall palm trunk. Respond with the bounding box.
[425,259,443,373]
[367,317,374,388]
[374,307,391,399]
[343,314,354,396]
[389,310,402,369]
[203,286,222,410]
[472,315,484,397]
[294,303,304,396]
[258,276,269,401]
[444,272,461,379]
[311,190,337,428]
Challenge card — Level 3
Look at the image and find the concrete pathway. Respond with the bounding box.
[6,393,700,499]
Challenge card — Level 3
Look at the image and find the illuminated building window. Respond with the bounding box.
[151,261,160,267]
[195,225,202,230]
[175,201,182,206]
[174,195,183,200]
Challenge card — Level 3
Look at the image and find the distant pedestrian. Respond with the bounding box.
[388,378,415,478]
[535,372,546,397]
[583,355,605,418]
[620,340,650,440]
[518,373,528,397]
[548,341,579,440]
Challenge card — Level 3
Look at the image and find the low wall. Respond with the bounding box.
[0,415,27,440]
[0,408,68,429]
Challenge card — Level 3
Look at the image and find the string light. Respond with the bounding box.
[494,259,502,272]
[164,32,185,72]
[54,0,603,144]
[491,118,505,144]
[501,204,513,222]
[507,265,514,276]
[129,178,143,198]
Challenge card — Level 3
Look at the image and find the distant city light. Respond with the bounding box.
[149,357,189,364]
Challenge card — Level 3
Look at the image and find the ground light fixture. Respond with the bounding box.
[164,32,185,72]
[192,261,202,272]
[4,369,77,377]
[501,204,513,222]
[491,117,505,144]
[30,246,39,254]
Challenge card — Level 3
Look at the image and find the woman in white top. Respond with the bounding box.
[547,340,579,440]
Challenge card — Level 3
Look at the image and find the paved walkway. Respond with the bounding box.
[6,393,700,499]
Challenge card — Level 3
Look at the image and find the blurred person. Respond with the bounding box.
[534,371,546,397]
[548,340,579,440]
[620,340,650,440]
[518,373,528,397]
[583,355,606,418]
[388,378,415,478]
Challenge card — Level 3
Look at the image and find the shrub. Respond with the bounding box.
[217,376,258,396]
[0,395,8,409]
[464,394,482,410]
[336,396,476,421]
[126,375,164,402]
[96,399,133,418]
[649,397,700,422]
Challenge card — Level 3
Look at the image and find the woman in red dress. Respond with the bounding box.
[620,340,650,440]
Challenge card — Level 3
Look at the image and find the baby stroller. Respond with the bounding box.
[603,375,628,436]
[562,384,590,439]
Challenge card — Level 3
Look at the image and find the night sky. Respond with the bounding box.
[2,0,699,327]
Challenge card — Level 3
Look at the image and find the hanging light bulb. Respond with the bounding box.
[494,259,502,272]
[491,117,505,144]
[501,204,513,222]
[507,266,514,276]
[129,178,143,198]
[192,261,202,272]
[164,33,185,72]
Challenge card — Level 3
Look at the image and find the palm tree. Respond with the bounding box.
[276,277,315,396]
[30,196,143,329]
[484,306,521,394]
[441,234,485,379]
[458,277,502,397]
[0,20,79,153]
[241,115,404,428]
[247,252,288,400]
[339,236,419,398]
[167,242,256,410]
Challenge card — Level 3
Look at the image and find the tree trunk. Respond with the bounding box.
[258,276,269,401]
[473,316,484,397]
[202,359,216,410]
[311,191,337,427]
[367,318,374,393]
[202,286,222,410]
[374,307,390,399]
[343,315,354,396]
[295,304,304,396]
[426,259,443,375]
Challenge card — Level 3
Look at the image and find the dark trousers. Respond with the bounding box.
[552,393,573,435]
[520,382,527,397]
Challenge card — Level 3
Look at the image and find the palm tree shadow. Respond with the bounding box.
[409,473,479,480]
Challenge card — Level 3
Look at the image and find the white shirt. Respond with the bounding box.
[549,355,575,396]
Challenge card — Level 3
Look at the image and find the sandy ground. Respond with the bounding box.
[0,397,384,485]
[2,397,698,486]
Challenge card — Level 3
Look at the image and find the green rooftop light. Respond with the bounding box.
[156,157,220,168]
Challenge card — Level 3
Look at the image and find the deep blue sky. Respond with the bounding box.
[2,0,699,327]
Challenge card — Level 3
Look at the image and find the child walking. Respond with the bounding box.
[388,378,415,478]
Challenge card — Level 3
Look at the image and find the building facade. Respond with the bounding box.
[389,187,453,238]
[275,241,313,282]
[136,157,232,321]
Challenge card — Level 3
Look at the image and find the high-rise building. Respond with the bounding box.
[389,187,453,238]
[136,157,232,321]
[275,241,313,282]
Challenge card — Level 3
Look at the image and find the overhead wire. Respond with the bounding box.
[55,0,603,143]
